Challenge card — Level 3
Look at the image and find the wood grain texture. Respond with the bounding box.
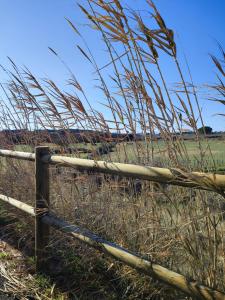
[35,146,50,272]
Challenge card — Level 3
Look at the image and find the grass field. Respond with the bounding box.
[104,139,225,170]
[12,138,225,171]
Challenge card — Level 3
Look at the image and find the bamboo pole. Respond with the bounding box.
[0,194,35,216]
[42,213,225,300]
[35,146,50,271]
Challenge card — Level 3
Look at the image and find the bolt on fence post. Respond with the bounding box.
[35,146,50,272]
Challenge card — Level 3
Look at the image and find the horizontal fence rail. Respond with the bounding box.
[0,149,225,192]
[46,155,225,193]
[0,194,35,216]
[0,149,35,161]
[0,147,225,300]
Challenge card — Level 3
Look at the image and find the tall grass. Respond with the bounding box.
[210,44,225,116]
[0,0,224,298]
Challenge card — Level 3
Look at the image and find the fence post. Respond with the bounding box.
[35,146,50,271]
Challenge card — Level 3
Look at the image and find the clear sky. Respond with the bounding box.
[0,0,224,131]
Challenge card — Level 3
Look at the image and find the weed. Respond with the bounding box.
[0,252,9,259]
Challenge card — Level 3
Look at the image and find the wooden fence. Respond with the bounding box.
[0,146,225,300]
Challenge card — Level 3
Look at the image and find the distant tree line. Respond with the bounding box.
[0,126,221,147]
[198,126,213,134]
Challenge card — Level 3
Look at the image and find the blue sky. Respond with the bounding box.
[0,0,224,131]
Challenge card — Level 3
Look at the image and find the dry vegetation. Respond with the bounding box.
[0,0,225,299]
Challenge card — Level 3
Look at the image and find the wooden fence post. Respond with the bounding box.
[35,146,50,271]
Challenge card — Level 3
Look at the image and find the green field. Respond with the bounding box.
[11,139,225,171]
[104,139,225,170]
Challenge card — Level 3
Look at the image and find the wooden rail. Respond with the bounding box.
[1,148,225,192]
[0,147,225,299]
[0,194,35,216]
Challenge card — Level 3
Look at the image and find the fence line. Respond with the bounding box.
[0,147,225,299]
